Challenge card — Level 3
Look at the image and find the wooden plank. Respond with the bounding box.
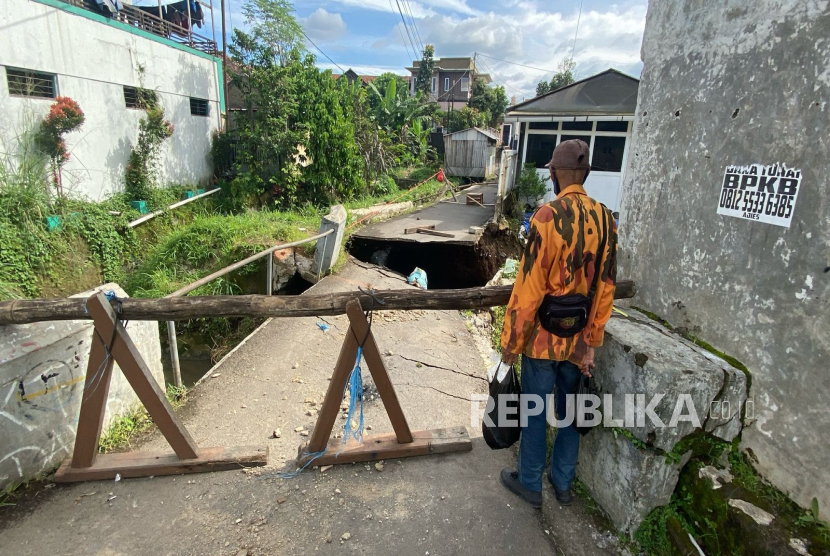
[297,427,471,466]
[306,304,360,453]
[54,445,268,482]
[70,330,116,468]
[72,329,115,467]
[416,228,455,238]
[344,301,413,444]
[0,282,638,324]
[86,293,200,460]
[404,225,436,234]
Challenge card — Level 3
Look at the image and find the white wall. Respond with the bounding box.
[0,0,223,201]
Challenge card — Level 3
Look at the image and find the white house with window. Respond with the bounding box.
[0,0,224,200]
[503,69,639,213]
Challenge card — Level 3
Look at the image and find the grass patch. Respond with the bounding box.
[98,384,188,453]
[126,209,320,298]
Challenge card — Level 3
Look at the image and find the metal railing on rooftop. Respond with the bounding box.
[59,0,218,55]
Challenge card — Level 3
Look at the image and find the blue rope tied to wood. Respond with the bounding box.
[340,346,365,449]
[266,290,381,480]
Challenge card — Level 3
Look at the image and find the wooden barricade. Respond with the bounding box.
[297,299,471,466]
[53,292,267,482]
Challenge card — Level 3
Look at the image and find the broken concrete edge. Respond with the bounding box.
[608,306,751,450]
[630,305,752,391]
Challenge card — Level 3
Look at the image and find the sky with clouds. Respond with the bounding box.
[216,0,648,103]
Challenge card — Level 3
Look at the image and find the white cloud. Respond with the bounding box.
[396,3,648,100]
[303,8,348,42]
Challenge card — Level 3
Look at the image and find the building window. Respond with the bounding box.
[431,77,437,94]
[460,77,469,92]
[526,134,557,168]
[123,86,158,109]
[6,67,56,99]
[444,77,450,91]
[529,122,559,130]
[591,136,626,172]
[562,121,593,131]
[190,97,209,117]
[559,134,591,147]
[596,121,629,132]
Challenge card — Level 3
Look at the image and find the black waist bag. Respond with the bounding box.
[536,204,608,338]
[537,294,593,338]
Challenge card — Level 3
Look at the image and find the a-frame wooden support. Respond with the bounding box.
[297,299,471,466]
[54,292,268,482]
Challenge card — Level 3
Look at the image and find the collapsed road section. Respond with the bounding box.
[348,182,520,288]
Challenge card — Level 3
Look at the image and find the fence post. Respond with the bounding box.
[167,321,182,388]
[266,251,273,296]
[312,205,346,277]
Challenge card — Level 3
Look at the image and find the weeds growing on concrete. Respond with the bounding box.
[98,384,188,453]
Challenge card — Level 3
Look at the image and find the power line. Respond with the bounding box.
[571,0,584,62]
[402,0,423,53]
[475,56,531,98]
[387,0,415,61]
[475,52,556,74]
[394,0,420,59]
[300,28,346,73]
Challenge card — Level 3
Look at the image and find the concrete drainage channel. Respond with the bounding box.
[162,250,318,386]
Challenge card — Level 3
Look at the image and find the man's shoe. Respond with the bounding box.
[500,469,542,509]
[547,476,574,506]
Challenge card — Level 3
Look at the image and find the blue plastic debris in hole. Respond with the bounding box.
[316,321,330,332]
[407,267,428,290]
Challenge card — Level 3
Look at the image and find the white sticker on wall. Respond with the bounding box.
[717,164,802,228]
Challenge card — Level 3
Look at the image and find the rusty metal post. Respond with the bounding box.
[167,321,182,388]
[266,251,273,296]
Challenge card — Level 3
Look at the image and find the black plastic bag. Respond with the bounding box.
[574,374,601,436]
[482,364,522,449]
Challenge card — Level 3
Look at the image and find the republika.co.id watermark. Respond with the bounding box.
[471,393,755,429]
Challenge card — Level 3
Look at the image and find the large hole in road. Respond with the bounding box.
[348,225,521,289]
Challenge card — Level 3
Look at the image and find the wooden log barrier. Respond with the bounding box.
[0,281,636,325]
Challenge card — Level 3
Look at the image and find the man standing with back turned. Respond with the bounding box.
[499,139,617,508]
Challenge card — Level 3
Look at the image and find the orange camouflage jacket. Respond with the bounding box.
[500,183,617,364]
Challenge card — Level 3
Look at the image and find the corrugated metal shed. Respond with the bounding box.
[443,127,498,177]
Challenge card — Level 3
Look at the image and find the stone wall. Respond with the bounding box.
[0,284,163,488]
[618,0,830,512]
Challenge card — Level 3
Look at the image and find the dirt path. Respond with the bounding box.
[0,259,623,556]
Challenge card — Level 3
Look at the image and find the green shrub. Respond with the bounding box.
[125,105,174,203]
[514,163,548,208]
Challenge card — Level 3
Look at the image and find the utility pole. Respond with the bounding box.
[220,0,228,130]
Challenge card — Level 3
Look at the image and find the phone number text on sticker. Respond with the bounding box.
[717,164,802,228]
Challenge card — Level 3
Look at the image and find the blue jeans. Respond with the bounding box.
[517,355,582,492]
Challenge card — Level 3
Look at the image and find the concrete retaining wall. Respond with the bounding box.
[618,0,830,513]
[0,284,163,488]
[577,309,747,533]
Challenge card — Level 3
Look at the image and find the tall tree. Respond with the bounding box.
[549,58,576,91]
[468,78,508,128]
[415,44,435,97]
[535,81,551,97]
[241,0,304,65]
